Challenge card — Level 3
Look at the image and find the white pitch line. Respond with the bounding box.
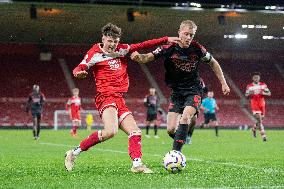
[40,142,284,175]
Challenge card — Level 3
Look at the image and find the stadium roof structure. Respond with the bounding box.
[11,0,284,7]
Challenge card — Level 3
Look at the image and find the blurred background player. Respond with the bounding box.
[245,72,271,141]
[26,84,45,140]
[131,20,230,152]
[64,23,180,173]
[66,88,81,137]
[200,91,219,137]
[86,113,93,131]
[144,88,160,138]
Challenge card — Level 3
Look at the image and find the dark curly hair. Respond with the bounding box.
[252,72,261,77]
[101,23,122,38]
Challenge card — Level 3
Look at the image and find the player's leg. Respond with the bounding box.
[65,106,119,171]
[119,114,153,173]
[186,115,196,144]
[145,120,150,138]
[153,119,159,138]
[251,102,259,138]
[173,106,196,151]
[167,112,180,139]
[212,114,219,137]
[70,120,77,136]
[32,114,37,140]
[36,114,41,139]
[255,113,267,141]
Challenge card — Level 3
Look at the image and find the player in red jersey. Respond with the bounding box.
[64,23,180,173]
[245,72,271,141]
[66,88,81,137]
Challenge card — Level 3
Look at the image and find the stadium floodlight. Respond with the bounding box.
[190,2,201,8]
[235,34,247,39]
[262,36,274,39]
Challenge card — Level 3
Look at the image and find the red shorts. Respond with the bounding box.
[251,100,265,116]
[71,111,81,121]
[95,93,132,125]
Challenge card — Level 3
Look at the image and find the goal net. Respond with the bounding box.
[53,110,102,130]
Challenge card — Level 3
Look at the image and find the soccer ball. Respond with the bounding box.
[163,150,186,174]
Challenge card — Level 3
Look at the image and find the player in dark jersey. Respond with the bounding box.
[131,20,230,152]
[144,88,160,138]
[26,85,45,140]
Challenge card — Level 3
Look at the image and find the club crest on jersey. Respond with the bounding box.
[108,59,122,70]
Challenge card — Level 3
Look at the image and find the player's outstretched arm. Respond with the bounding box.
[131,51,155,64]
[129,37,180,52]
[73,64,88,79]
[207,58,230,95]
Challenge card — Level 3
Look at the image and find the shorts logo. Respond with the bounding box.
[193,95,201,108]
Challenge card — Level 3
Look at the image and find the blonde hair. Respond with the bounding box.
[180,20,197,31]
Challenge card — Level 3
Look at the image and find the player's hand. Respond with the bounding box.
[167,37,181,44]
[130,51,145,64]
[222,84,230,95]
[130,51,140,61]
[74,71,88,78]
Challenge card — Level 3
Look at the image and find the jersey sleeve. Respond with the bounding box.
[129,36,168,53]
[152,45,168,59]
[199,44,212,63]
[245,85,251,96]
[73,46,98,75]
[66,99,71,110]
[26,95,32,112]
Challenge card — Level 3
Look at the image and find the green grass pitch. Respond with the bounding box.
[0,129,284,189]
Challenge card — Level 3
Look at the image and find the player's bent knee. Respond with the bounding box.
[103,129,118,139]
[167,128,175,134]
[129,130,142,137]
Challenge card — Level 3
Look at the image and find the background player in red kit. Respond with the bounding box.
[245,72,271,141]
[66,88,81,137]
[26,84,45,140]
[64,23,180,173]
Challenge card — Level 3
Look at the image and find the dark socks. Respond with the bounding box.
[154,125,158,135]
[215,126,219,137]
[173,124,189,151]
[146,126,150,135]
[188,126,195,137]
[168,132,175,139]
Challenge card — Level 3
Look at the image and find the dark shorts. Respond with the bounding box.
[32,112,41,119]
[204,113,217,124]
[146,113,157,122]
[168,93,202,114]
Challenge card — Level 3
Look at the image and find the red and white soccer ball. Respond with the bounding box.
[163,150,186,174]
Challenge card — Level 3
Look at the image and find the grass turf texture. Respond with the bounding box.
[0,129,283,189]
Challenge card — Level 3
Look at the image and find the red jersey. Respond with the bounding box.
[245,82,269,103]
[246,82,270,115]
[66,96,81,112]
[73,37,168,94]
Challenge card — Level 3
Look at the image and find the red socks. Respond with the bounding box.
[80,131,101,151]
[128,131,142,160]
[72,125,78,134]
